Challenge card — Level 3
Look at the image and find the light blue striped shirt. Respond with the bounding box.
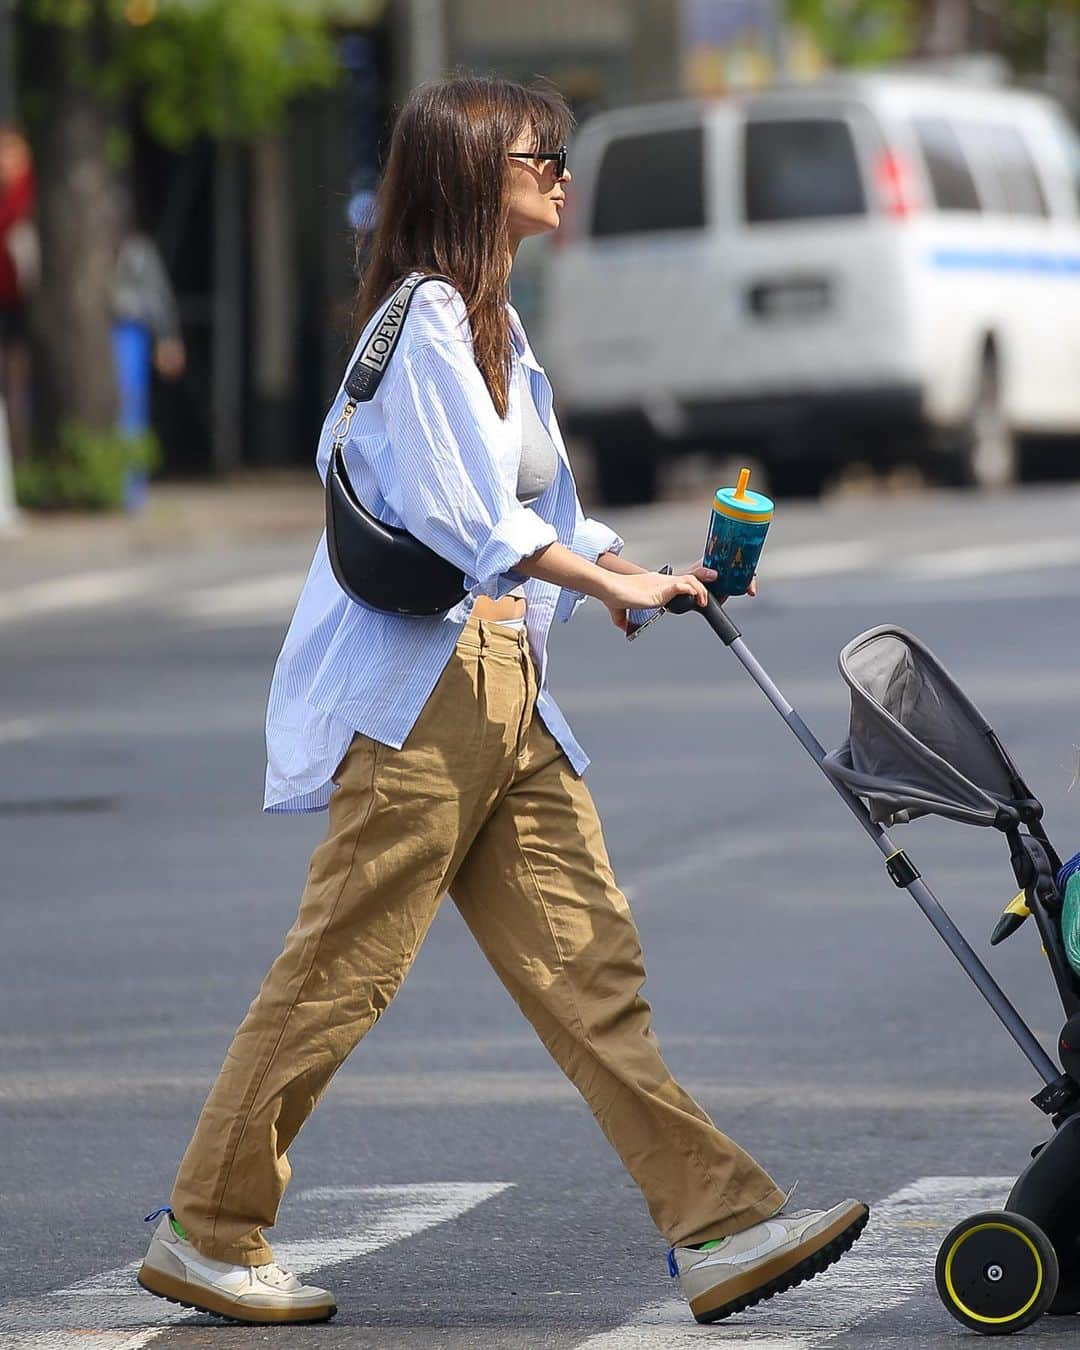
[264,276,625,813]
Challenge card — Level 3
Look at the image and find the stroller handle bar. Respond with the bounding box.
[667,591,741,644]
[666,594,1064,1096]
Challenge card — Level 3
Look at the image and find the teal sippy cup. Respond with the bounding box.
[703,467,774,599]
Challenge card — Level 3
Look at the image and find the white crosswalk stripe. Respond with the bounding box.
[0,1182,511,1349]
[759,542,879,579]
[1,531,1078,629]
[172,572,308,624]
[0,568,156,624]
[572,1177,1013,1349]
[902,538,1080,579]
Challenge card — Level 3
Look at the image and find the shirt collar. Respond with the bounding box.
[507,302,544,374]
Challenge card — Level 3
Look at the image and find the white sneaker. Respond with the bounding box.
[670,1198,869,1324]
[137,1208,336,1324]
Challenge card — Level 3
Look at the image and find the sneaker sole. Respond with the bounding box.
[690,1202,870,1324]
[137,1263,337,1325]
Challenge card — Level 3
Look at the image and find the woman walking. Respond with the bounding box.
[138,75,867,1328]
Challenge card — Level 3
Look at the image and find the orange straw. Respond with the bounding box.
[735,467,751,500]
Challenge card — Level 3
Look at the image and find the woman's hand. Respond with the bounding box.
[516,542,756,634]
[601,565,717,631]
[154,336,187,380]
[604,566,757,631]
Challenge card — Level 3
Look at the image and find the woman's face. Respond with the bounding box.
[506,126,570,247]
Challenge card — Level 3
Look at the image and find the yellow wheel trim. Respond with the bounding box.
[944,1222,1044,1325]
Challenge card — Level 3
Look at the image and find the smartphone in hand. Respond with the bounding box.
[625,564,671,641]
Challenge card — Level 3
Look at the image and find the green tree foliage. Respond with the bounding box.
[21,0,340,149]
[999,0,1075,76]
[788,0,1079,74]
[787,0,916,67]
[112,1,340,148]
[16,0,343,500]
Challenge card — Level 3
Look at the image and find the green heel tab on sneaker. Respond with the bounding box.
[667,1237,726,1275]
[671,1177,798,1270]
[143,1206,187,1240]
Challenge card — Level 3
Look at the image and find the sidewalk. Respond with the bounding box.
[0,472,325,583]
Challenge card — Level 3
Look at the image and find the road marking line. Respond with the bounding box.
[755,572,1080,609]
[0,1181,511,1350]
[0,569,154,624]
[902,537,1080,579]
[173,572,307,624]
[0,716,48,745]
[572,1176,1013,1348]
[763,543,879,580]
[2,536,1078,629]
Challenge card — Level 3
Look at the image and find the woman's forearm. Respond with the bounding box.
[596,550,648,577]
[515,542,713,619]
[515,541,625,602]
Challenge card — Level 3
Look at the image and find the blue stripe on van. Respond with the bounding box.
[929,248,1080,276]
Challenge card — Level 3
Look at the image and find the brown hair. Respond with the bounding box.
[353,74,573,419]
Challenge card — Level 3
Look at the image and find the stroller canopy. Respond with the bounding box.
[823,626,1030,828]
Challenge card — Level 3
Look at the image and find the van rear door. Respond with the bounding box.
[724,98,914,395]
[543,112,720,433]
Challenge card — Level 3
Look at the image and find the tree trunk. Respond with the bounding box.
[914,0,972,58]
[1047,2,1080,118]
[22,11,118,446]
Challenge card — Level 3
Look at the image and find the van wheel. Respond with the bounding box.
[593,437,658,506]
[1019,432,1079,484]
[950,352,1018,489]
[770,454,829,499]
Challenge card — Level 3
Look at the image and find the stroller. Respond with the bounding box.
[668,594,1080,1336]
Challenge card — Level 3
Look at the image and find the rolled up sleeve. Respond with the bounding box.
[380,340,557,597]
[554,498,624,622]
[572,512,623,565]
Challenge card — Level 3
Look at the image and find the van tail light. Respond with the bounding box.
[873,149,921,219]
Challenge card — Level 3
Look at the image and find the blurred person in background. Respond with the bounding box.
[137,75,866,1330]
[110,185,185,509]
[0,123,38,460]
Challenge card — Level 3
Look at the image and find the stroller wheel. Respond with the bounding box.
[936,1211,1058,1335]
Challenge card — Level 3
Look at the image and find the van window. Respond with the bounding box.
[591,126,705,237]
[963,123,1049,218]
[1048,111,1080,212]
[912,117,981,211]
[744,118,866,223]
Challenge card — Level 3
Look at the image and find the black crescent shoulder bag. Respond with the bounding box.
[325,273,469,616]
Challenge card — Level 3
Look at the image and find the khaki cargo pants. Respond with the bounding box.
[171,614,785,1265]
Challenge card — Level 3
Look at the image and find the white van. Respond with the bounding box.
[541,73,1080,502]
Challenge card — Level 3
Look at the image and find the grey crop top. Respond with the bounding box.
[500,361,559,609]
[515,360,559,505]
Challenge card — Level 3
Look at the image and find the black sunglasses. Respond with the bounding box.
[507,145,567,179]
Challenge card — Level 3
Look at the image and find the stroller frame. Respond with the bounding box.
[669,593,1080,1330]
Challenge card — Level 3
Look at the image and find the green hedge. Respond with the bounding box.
[15,424,162,512]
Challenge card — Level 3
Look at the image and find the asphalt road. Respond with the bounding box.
[3,482,1080,1348]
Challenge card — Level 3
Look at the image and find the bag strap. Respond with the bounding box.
[343,272,454,403]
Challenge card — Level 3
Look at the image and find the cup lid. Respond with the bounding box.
[714,484,773,517]
[713,466,773,519]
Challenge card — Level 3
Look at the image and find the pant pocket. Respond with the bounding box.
[381,648,486,800]
[331,730,377,789]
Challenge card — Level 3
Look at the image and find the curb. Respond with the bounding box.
[0,473,324,572]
